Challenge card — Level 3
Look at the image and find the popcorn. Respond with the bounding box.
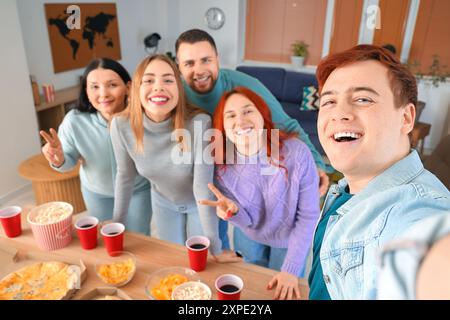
[172,282,211,300]
[31,203,71,224]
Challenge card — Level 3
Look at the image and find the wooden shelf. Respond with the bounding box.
[35,86,79,112]
[35,85,80,145]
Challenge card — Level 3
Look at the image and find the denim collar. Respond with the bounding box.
[336,150,424,215]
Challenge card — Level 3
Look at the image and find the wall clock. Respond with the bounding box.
[205,7,225,30]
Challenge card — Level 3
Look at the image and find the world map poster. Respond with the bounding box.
[45,3,121,73]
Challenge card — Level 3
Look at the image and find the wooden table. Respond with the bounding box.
[18,154,86,214]
[0,210,309,300]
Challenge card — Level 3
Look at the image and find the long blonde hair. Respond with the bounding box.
[121,54,203,153]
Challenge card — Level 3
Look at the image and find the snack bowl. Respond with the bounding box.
[145,266,200,300]
[171,281,212,300]
[95,251,136,287]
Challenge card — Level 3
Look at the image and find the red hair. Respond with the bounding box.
[316,44,417,108]
[212,86,297,177]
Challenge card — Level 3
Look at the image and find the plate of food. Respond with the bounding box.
[0,254,86,300]
[95,251,136,287]
[77,287,132,300]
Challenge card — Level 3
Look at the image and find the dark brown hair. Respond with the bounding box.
[175,29,217,55]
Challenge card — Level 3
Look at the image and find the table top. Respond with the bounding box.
[18,154,80,182]
[0,208,309,300]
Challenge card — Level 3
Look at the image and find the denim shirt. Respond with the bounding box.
[377,213,450,299]
[319,150,450,299]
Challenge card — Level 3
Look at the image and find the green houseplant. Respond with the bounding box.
[291,40,309,68]
[405,55,450,88]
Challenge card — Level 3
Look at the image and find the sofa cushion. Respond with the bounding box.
[236,66,286,100]
[300,86,320,111]
[282,71,318,104]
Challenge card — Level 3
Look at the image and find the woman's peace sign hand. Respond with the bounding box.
[40,128,65,167]
[198,183,238,220]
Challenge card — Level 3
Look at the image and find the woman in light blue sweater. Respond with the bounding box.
[40,58,152,235]
[110,55,233,261]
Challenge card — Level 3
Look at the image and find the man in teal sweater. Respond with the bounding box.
[175,29,329,193]
[175,29,329,260]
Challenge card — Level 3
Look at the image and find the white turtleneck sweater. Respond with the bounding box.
[110,112,222,254]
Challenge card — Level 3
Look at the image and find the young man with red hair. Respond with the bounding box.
[308,45,450,299]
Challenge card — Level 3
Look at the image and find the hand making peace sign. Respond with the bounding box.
[198,183,239,220]
[40,128,65,168]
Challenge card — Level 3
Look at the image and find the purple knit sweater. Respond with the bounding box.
[216,138,320,276]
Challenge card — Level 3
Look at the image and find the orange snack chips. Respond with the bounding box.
[150,273,189,300]
[96,258,135,285]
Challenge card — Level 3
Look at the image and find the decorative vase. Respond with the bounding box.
[291,56,304,68]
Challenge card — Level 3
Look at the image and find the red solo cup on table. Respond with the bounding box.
[75,216,99,250]
[185,235,210,272]
[0,206,22,238]
[101,222,125,256]
[215,274,244,300]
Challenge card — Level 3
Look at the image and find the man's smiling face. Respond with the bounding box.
[317,60,415,181]
[176,40,220,94]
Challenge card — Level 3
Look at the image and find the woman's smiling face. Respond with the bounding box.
[140,59,179,122]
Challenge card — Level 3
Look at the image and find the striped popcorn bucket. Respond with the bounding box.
[27,202,73,251]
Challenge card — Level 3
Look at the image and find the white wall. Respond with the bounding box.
[0,0,41,204]
[16,0,166,91]
[176,0,241,68]
[12,0,450,158]
[417,81,450,150]
[17,0,243,87]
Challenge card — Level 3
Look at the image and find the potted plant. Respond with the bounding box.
[291,40,309,68]
[405,55,450,88]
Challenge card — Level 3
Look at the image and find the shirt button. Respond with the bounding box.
[323,275,331,284]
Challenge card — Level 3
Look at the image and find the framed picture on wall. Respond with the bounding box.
[45,3,121,73]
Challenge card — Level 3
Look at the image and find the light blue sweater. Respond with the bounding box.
[53,110,149,196]
[183,68,326,170]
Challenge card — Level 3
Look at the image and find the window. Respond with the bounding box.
[245,0,327,65]
[372,0,411,58]
[329,0,364,55]
[409,0,450,74]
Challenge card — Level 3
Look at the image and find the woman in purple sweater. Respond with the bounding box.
[199,86,320,300]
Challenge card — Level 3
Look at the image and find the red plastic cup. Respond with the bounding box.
[185,235,210,272]
[215,274,244,300]
[0,206,22,238]
[75,216,99,250]
[101,222,125,256]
